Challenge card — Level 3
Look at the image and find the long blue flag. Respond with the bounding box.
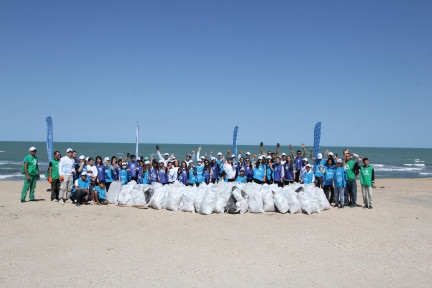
[46,116,53,162]
[136,122,139,158]
[313,122,321,159]
[232,126,239,157]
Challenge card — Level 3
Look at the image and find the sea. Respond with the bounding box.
[1,141,431,181]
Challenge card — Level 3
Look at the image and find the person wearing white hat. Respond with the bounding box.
[73,172,90,206]
[48,151,61,202]
[333,159,346,208]
[103,157,113,191]
[253,156,266,184]
[167,160,178,184]
[310,151,326,188]
[157,160,169,184]
[222,157,236,182]
[58,148,76,204]
[21,146,40,202]
[210,157,218,183]
[235,168,247,183]
[301,164,315,184]
[280,152,287,165]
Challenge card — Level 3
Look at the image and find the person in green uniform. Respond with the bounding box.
[343,149,360,207]
[48,151,61,202]
[359,157,375,209]
[21,146,40,202]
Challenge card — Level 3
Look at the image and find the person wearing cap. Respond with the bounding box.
[167,161,177,184]
[299,158,309,183]
[334,159,346,208]
[103,157,113,190]
[325,150,336,162]
[149,156,159,184]
[222,157,236,182]
[48,151,61,202]
[301,164,315,184]
[74,172,90,206]
[244,158,254,183]
[320,158,336,204]
[75,155,87,178]
[156,145,175,166]
[136,159,145,184]
[310,151,326,188]
[195,160,206,186]
[253,156,266,184]
[185,149,196,166]
[290,144,307,182]
[21,147,40,202]
[85,158,98,200]
[259,142,280,160]
[210,157,218,183]
[280,153,287,165]
[119,162,129,186]
[265,156,274,184]
[235,168,247,183]
[343,149,360,207]
[58,148,76,204]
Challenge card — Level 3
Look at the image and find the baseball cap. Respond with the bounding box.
[240,168,245,171]
[79,155,85,160]
[231,154,236,158]
[329,152,334,156]
[281,153,286,156]
[211,157,216,161]
[104,157,110,161]
[122,162,127,166]
[303,158,308,161]
[85,157,90,161]
[81,172,88,176]
[337,159,343,163]
[144,161,150,165]
[246,152,251,155]
[186,154,191,157]
[164,153,169,156]
[158,160,164,163]
[200,156,205,159]
[258,156,263,160]
[144,157,149,160]
[266,156,271,159]
[217,152,222,156]
[29,146,37,151]
[66,148,73,153]
[317,153,323,159]
[306,164,312,168]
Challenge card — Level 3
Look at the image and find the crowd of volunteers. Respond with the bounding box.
[21,143,375,209]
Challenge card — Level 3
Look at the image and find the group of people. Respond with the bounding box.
[21,142,376,209]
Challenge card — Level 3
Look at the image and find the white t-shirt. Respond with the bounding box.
[168,167,178,182]
[223,164,236,179]
[86,165,98,182]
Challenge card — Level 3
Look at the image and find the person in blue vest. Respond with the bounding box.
[310,151,326,188]
[203,159,212,184]
[265,156,273,184]
[244,158,254,183]
[272,157,285,187]
[94,156,106,186]
[320,158,336,204]
[150,159,159,184]
[235,168,247,183]
[283,155,295,186]
[157,160,169,185]
[137,160,145,184]
[111,156,120,182]
[253,156,266,184]
[128,155,139,182]
[119,162,129,186]
[301,164,315,184]
[290,144,307,182]
[177,161,189,185]
[93,180,108,205]
[334,159,346,208]
[210,157,218,183]
[73,172,90,206]
[195,160,205,187]
[141,161,151,184]
[103,157,113,191]
[188,162,197,186]
[235,157,246,179]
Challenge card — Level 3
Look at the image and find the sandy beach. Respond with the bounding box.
[0,179,431,287]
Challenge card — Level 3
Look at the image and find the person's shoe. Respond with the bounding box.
[368,206,373,209]
[87,200,93,204]
[363,205,368,209]
[350,204,355,208]
[59,199,64,204]
[52,199,58,202]
[340,204,344,209]
[76,203,81,207]
[66,199,73,204]
[21,199,25,203]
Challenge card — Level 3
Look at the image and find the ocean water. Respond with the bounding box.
[0,141,431,181]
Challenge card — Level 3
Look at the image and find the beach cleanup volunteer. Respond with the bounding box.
[58,148,76,204]
[21,147,40,202]
[48,151,61,201]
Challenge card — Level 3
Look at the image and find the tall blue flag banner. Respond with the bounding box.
[232,126,239,157]
[313,122,321,159]
[46,116,53,162]
[135,122,139,158]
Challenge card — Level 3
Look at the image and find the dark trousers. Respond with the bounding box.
[295,171,301,182]
[315,177,324,188]
[284,180,294,186]
[275,181,283,187]
[323,185,334,203]
[346,180,357,205]
[51,179,60,201]
[254,179,263,184]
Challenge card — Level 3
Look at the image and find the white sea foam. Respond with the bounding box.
[419,172,432,176]
[0,161,21,165]
[372,164,384,167]
[0,173,22,179]
[403,164,426,167]
[377,167,424,172]
[0,151,5,152]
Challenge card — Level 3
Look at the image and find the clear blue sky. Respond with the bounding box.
[1,0,431,148]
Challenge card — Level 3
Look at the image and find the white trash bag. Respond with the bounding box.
[199,189,220,215]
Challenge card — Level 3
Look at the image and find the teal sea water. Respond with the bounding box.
[1,141,431,181]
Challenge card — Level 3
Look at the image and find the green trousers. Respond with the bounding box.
[21,175,38,200]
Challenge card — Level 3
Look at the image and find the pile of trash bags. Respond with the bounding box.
[108,181,331,215]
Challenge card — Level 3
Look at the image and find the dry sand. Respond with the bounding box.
[0,179,431,287]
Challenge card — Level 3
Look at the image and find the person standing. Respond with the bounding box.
[343,149,360,207]
[290,144,306,182]
[58,148,76,204]
[359,157,375,209]
[48,151,61,202]
[21,147,40,202]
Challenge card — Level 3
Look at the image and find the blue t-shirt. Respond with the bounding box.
[323,165,335,186]
[253,165,265,181]
[95,186,107,200]
[235,175,247,183]
[303,171,314,184]
[96,164,106,181]
[105,165,113,183]
[334,167,346,188]
[314,159,326,177]
[128,161,138,177]
[119,169,129,185]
